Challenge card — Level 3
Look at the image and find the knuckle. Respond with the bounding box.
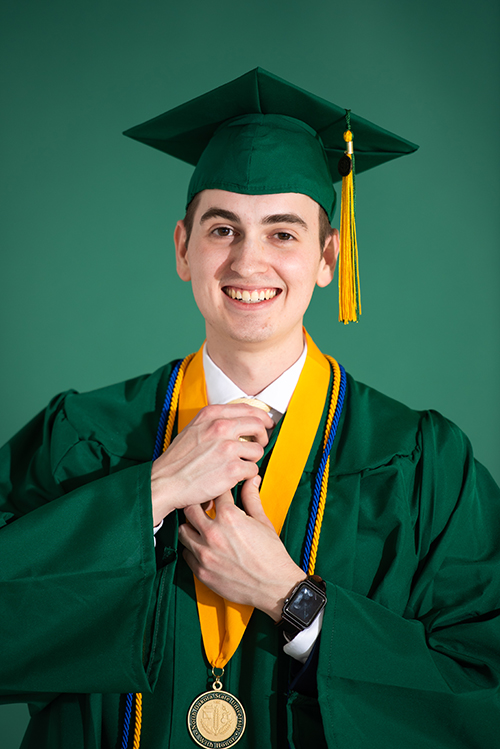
[227,461,245,481]
[209,419,229,439]
[220,440,236,458]
[245,465,259,482]
[194,563,209,585]
[204,404,222,420]
[250,442,265,457]
[196,404,217,421]
[249,461,260,476]
[216,503,234,524]
[199,545,217,570]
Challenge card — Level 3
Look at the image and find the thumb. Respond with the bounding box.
[241,476,274,530]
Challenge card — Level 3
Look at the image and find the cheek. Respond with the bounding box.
[188,260,223,308]
[191,249,230,280]
[286,256,323,286]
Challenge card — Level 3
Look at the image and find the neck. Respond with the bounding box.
[205,330,305,395]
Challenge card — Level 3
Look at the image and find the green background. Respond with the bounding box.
[1,0,498,744]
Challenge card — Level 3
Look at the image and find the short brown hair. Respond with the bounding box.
[183,192,332,251]
[183,193,202,246]
[318,205,333,251]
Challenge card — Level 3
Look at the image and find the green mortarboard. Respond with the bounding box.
[123,67,418,222]
[123,68,418,322]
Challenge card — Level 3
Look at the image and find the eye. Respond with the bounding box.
[275,231,294,241]
[212,226,235,237]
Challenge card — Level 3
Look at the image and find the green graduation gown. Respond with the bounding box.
[0,358,499,748]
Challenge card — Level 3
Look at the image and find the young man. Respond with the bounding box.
[1,69,499,749]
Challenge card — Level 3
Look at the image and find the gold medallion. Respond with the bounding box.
[187,676,246,748]
[228,398,272,442]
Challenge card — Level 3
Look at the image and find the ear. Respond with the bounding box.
[174,220,191,282]
[316,228,339,288]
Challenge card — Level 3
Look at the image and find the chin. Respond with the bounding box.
[231,329,275,344]
[223,320,278,345]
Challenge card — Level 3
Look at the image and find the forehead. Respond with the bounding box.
[194,189,320,225]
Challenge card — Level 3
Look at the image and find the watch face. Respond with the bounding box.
[288,582,324,627]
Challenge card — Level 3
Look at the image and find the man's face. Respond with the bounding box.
[174,190,338,355]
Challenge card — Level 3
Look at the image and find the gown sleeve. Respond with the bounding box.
[0,391,177,700]
[313,410,500,749]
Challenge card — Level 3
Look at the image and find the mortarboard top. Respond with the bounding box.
[123,67,418,222]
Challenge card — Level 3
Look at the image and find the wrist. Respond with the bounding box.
[263,569,307,622]
[151,472,178,525]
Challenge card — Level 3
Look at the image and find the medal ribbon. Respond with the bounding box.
[177,330,331,669]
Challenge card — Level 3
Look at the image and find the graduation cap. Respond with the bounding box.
[124,68,418,323]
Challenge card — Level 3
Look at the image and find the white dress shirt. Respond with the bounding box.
[203,342,307,423]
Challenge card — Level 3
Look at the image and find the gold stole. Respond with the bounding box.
[177,330,331,669]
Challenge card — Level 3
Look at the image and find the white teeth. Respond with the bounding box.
[225,287,278,303]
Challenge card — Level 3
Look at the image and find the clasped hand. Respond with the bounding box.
[150,403,305,618]
[180,479,306,620]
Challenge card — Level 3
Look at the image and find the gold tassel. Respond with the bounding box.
[338,129,361,324]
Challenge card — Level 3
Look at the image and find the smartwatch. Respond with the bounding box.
[280,575,327,642]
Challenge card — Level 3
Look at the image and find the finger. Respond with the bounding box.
[184,502,213,533]
[178,520,200,550]
[227,416,271,447]
[198,403,274,429]
[182,546,201,576]
[240,476,275,530]
[213,489,237,515]
[197,405,273,447]
[229,402,275,434]
[215,488,235,505]
[234,439,266,462]
[222,457,261,491]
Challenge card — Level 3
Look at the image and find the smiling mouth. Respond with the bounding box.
[223,287,280,303]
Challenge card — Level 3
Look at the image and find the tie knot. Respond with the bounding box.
[228,397,271,413]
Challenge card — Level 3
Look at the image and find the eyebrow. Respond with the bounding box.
[262,213,308,231]
[199,208,240,224]
[199,207,308,230]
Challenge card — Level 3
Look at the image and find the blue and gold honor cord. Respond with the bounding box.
[302,355,346,574]
[120,353,346,748]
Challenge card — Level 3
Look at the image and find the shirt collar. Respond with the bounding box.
[203,341,308,424]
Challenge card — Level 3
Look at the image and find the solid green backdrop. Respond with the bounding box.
[1,0,498,745]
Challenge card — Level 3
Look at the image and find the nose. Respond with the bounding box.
[229,235,269,277]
